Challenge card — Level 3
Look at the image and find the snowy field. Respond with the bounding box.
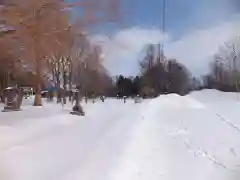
[1,90,240,180]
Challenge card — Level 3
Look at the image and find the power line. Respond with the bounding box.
[162,0,166,60]
[159,0,166,62]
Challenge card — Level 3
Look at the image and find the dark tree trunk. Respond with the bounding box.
[63,71,67,104]
[56,70,61,103]
[34,68,42,106]
[68,63,72,101]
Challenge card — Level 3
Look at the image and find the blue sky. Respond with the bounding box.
[119,0,236,39]
[80,0,239,76]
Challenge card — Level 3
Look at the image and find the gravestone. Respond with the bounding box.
[68,90,75,102]
[47,87,55,102]
[100,95,105,102]
[123,96,127,103]
[2,87,23,112]
[134,95,142,104]
[21,87,33,99]
[70,89,85,116]
[47,91,54,102]
[91,94,95,104]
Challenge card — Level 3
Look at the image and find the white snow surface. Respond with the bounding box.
[1,90,240,180]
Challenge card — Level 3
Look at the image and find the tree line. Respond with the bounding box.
[201,37,240,92]
[111,36,240,98]
[110,44,191,98]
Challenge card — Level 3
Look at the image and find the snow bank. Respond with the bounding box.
[190,89,240,103]
[108,91,240,180]
[146,93,206,109]
[189,89,240,140]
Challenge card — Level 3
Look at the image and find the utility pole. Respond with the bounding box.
[162,0,166,59]
[160,0,167,93]
[160,0,166,62]
[157,0,166,64]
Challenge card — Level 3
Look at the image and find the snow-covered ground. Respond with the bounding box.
[1,90,240,180]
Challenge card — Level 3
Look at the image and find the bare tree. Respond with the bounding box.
[139,43,191,95]
[140,44,156,72]
[1,0,122,106]
[165,59,190,94]
[213,37,240,91]
[0,0,74,105]
[0,29,20,90]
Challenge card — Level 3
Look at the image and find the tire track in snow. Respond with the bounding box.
[173,95,240,172]
[0,101,116,153]
[60,103,144,180]
[171,134,228,169]
[0,115,73,152]
[214,113,240,134]
[189,95,240,135]
[166,95,230,170]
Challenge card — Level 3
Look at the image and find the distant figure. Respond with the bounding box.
[47,88,54,102]
[100,95,105,102]
[117,93,122,99]
[91,94,95,103]
[61,99,64,108]
[71,96,75,105]
[123,96,127,103]
[68,90,73,102]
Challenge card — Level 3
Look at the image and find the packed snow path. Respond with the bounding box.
[0,99,145,180]
[1,90,240,180]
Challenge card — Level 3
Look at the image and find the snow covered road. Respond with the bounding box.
[1,90,240,180]
[0,99,145,180]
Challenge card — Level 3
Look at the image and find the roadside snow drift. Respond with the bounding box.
[108,91,240,180]
[1,90,240,180]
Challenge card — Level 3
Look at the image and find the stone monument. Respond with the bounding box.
[70,89,85,116]
[2,87,23,112]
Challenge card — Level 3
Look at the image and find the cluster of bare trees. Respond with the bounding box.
[203,37,240,92]
[111,44,191,98]
[139,44,190,96]
[0,0,121,106]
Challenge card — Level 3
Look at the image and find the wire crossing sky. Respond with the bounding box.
[79,0,239,76]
